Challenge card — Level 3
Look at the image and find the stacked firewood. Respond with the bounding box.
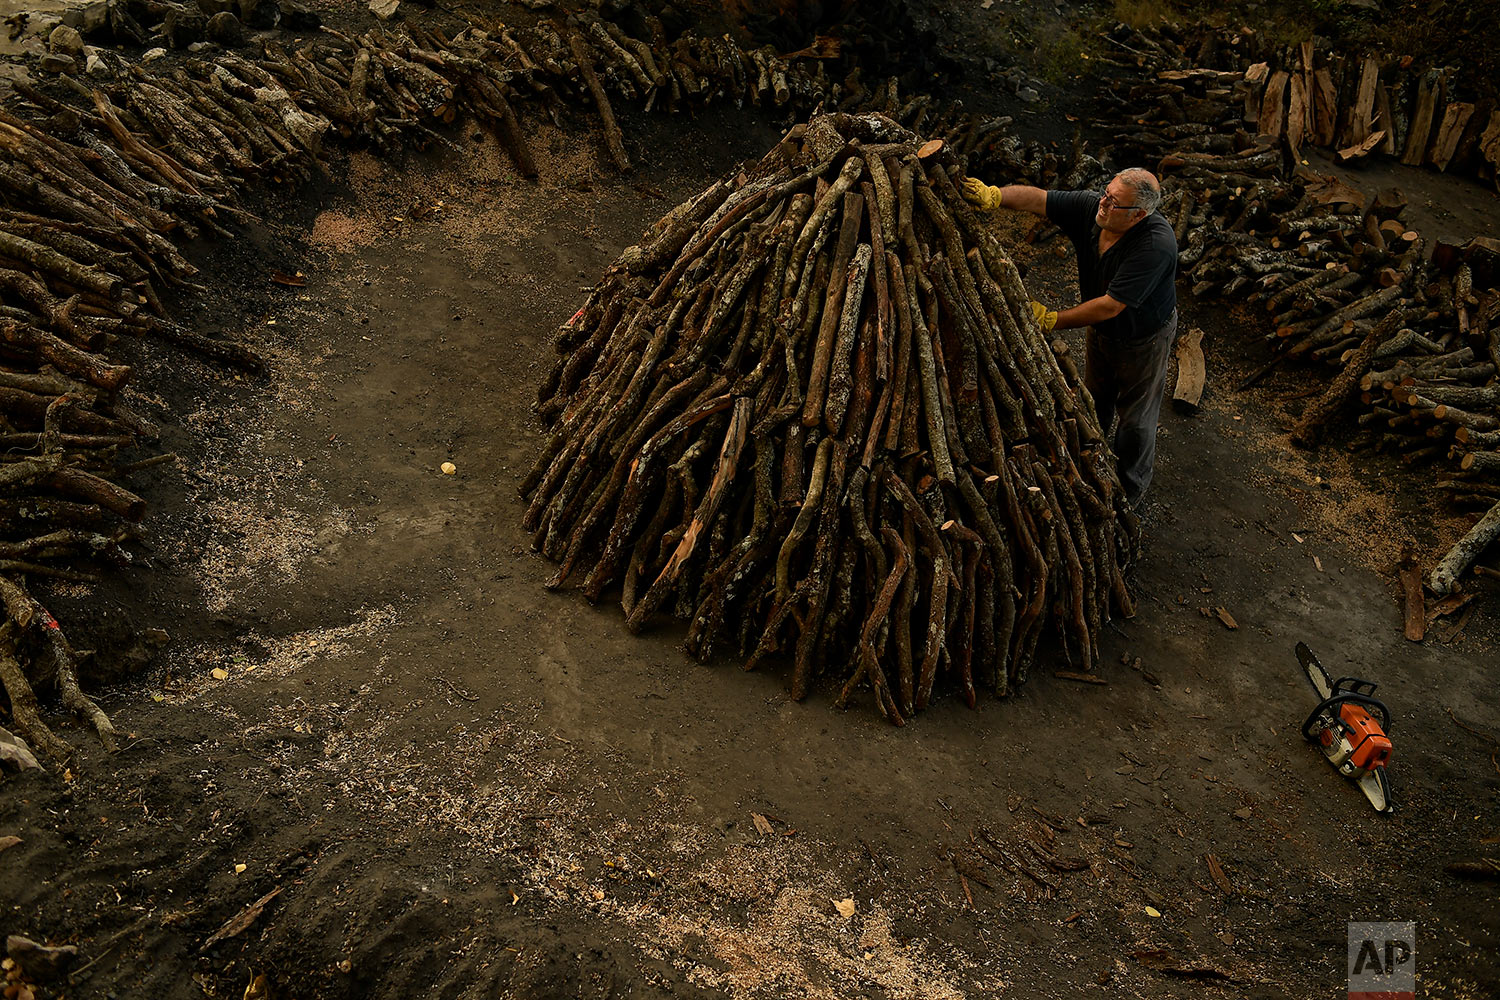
[1092,22,1500,187]
[1140,64,1500,484]
[30,12,846,176]
[524,113,1138,722]
[1089,22,1500,595]
[0,77,277,760]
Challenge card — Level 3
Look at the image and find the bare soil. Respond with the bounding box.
[3,3,1500,999]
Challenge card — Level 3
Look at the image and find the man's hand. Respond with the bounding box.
[961,177,1004,212]
[1030,300,1058,332]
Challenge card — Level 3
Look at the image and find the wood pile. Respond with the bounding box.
[1092,22,1500,186]
[1089,22,1500,600]
[0,8,899,759]
[524,113,1138,722]
[0,83,271,762]
[28,11,851,175]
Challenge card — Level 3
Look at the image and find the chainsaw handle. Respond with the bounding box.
[1301,691,1391,741]
[1330,676,1380,698]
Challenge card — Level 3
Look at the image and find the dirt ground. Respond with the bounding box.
[3,3,1500,999]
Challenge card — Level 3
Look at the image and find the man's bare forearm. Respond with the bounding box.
[998,185,1048,216]
[1055,294,1127,330]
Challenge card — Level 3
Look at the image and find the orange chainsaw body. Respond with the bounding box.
[1297,642,1394,813]
[1318,702,1393,773]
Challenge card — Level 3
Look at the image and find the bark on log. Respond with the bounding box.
[1399,546,1425,641]
[1429,500,1500,595]
[568,31,631,172]
[1401,69,1440,167]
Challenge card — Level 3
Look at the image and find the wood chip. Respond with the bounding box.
[200,888,282,951]
[1336,130,1387,161]
[751,812,774,836]
[1215,607,1239,630]
[1053,670,1108,685]
[1427,592,1474,625]
[1205,852,1235,895]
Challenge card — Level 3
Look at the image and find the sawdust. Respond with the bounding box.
[309,209,380,252]
[191,497,353,614]
[165,280,379,615]
[635,874,987,1000]
[181,648,1001,999]
[1206,385,1473,574]
[163,605,401,704]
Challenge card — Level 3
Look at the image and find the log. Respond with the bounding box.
[1312,67,1338,147]
[0,576,115,750]
[0,621,69,761]
[1461,451,1500,475]
[1172,326,1206,415]
[1290,311,1390,447]
[568,30,631,172]
[1429,101,1476,171]
[1258,71,1289,142]
[1401,69,1440,166]
[1398,547,1425,641]
[1349,56,1380,146]
[1480,111,1500,173]
[44,468,145,521]
[1429,500,1500,595]
[1286,74,1308,158]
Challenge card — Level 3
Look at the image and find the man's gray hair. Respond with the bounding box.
[1114,168,1161,215]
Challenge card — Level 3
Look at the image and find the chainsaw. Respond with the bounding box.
[1296,642,1393,813]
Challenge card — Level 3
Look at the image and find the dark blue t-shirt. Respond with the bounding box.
[1046,190,1178,343]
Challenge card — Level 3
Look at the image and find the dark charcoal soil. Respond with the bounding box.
[2,2,1498,999]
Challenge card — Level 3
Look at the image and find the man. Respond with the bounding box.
[962,168,1178,506]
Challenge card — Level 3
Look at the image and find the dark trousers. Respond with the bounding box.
[1084,310,1178,506]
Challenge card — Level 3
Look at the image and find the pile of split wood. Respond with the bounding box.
[1092,23,1500,184]
[525,113,1138,723]
[1084,22,1500,600]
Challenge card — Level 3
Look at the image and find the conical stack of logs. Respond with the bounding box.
[524,113,1138,723]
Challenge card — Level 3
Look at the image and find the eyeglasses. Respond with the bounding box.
[1100,192,1141,212]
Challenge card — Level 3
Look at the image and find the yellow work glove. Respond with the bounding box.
[1030,300,1058,332]
[961,176,1004,212]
